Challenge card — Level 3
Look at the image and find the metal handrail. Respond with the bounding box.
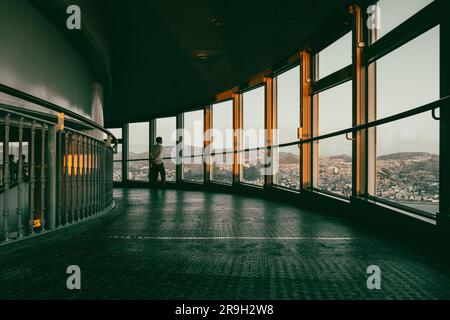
[0,105,56,126]
[112,96,450,164]
[146,95,449,160]
[0,83,117,146]
[0,105,111,146]
[301,95,450,144]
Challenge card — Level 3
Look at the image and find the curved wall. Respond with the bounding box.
[0,0,103,125]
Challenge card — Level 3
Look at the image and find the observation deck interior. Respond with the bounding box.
[1,0,450,301]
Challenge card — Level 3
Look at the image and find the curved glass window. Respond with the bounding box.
[211,100,233,184]
[274,66,300,189]
[183,110,204,182]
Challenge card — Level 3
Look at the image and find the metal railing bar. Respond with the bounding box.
[0,83,117,145]
[114,97,449,164]
[0,105,56,126]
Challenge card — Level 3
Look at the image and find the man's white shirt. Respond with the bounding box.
[151,143,164,164]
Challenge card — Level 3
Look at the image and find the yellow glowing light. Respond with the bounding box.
[57,113,64,131]
[34,219,41,228]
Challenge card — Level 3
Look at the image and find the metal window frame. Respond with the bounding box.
[181,109,205,183]
[271,62,302,191]
[237,83,267,187]
[209,98,235,186]
[112,0,448,225]
[363,0,443,216]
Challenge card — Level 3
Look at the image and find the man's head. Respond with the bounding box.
[9,155,14,161]
[156,137,163,144]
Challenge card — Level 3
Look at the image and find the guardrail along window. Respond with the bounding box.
[128,122,149,182]
[368,18,440,214]
[156,117,177,182]
[108,128,122,182]
[183,110,204,182]
[274,66,300,190]
[211,100,233,185]
[241,86,266,186]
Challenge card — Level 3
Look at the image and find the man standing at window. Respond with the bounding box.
[150,137,166,186]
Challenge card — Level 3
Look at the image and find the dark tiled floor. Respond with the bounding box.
[1,188,450,299]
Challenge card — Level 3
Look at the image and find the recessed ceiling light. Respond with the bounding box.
[210,18,222,27]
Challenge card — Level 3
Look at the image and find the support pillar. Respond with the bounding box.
[232,93,242,185]
[46,125,57,230]
[300,51,312,190]
[176,114,184,183]
[351,5,368,198]
[264,77,275,186]
[204,106,212,183]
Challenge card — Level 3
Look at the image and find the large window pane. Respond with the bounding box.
[374,0,434,41]
[108,128,122,182]
[156,117,177,182]
[274,66,300,189]
[317,32,352,80]
[183,110,204,182]
[315,135,352,198]
[371,26,440,215]
[242,86,265,186]
[376,26,440,119]
[128,122,149,181]
[373,114,439,215]
[211,100,233,184]
[318,81,352,136]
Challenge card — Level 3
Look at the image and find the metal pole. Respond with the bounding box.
[64,132,70,224]
[29,120,36,235]
[57,131,63,227]
[17,117,24,237]
[71,134,76,222]
[40,124,47,231]
[2,114,10,241]
[78,135,82,220]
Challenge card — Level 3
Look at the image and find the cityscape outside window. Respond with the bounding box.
[314,31,353,197]
[183,110,204,182]
[109,128,122,182]
[211,100,233,184]
[128,122,149,181]
[241,86,265,186]
[274,66,300,190]
[109,0,440,217]
[371,26,440,214]
[314,82,353,198]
